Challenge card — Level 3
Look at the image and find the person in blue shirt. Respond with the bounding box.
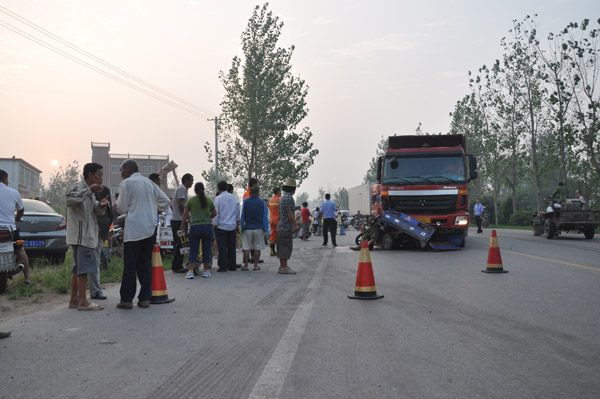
[320,193,338,246]
[473,199,485,234]
[240,185,270,270]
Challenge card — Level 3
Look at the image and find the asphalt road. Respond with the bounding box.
[1,227,598,399]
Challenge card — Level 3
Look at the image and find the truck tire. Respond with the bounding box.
[382,233,395,250]
[0,273,7,294]
[544,219,556,239]
[583,227,595,239]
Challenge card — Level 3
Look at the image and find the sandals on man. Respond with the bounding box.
[253,266,261,271]
[241,267,249,271]
[78,302,104,311]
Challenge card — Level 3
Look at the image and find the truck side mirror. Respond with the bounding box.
[376,157,383,184]
[468,155,478,181]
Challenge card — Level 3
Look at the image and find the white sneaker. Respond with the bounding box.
[202,270,211,278]
[185,272,194,279]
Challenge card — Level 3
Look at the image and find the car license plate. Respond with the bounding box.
[0,242,12,252]
[24,240,45,247]
[416,218,431,224]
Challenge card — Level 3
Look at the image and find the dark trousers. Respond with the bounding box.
[322,218,337,245]
[120,235,154,302]
[170,220,184,270]
[215,228,236,271]
[475,215,482,232]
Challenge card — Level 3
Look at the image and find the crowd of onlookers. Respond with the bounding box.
[1,159,345,332]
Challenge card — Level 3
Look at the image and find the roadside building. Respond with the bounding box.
[91,142,170,199]
[0,156,42,198]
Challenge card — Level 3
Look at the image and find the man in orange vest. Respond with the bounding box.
[268,187,281,256]
[243,177,258,200]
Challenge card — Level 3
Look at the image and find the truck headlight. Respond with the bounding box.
[455,216,468,226]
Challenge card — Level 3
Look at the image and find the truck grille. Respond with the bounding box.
[389,195,457,215]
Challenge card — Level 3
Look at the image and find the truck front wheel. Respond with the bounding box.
[544,219,556,239]
[583,227,595,239]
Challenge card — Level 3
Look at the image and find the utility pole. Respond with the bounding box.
[207,117,219,187]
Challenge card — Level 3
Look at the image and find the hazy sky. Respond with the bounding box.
[1,0,598,198]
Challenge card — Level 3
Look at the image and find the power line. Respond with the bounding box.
[0,4,216,117]
[0,19,211,118]
[0,6,217,118]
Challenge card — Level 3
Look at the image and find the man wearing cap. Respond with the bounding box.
[277,178,300,274]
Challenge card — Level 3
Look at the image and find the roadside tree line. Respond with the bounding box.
[449,16,599,224]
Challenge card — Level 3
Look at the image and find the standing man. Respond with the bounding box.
[90,184,112,300]
[240,186,269,270]
[553,182,568,205]
[170,173,193,273]
[0,169,32,286]
[301,202,311,241]
[575,189,586,210]
[312,207,321,236]
[320,193,338,247]
[277,178,300,274]
[66,163,108,311]
[116,160,170,309]
[473,199,485,234]
[242,178,260,263]
[243,177,258,200]
[213,181,240,272]
[268,187,281,256]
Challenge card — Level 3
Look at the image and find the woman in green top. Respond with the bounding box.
[180,182,216,279]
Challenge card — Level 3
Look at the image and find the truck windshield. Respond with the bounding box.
[383,155,466,185]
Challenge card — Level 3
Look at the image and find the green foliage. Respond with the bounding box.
[497,196,513,225]
[5,250,175,300]
[363,135,390,184]
[333,187,349,209]
[295,192,309,205]
[200,165,232,199]
[456,16,600,219]
[214,3,318,192]
[43,161,80,216]
[508,210,536,226]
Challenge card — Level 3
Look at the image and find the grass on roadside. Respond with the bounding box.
[5,249,174,300]
[487,225,532,231]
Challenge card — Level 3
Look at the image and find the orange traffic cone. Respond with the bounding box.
[348,238,383,300]
[150,245,175,304]
[482,230,508,273]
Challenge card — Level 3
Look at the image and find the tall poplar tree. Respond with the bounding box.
[211,3,318,191]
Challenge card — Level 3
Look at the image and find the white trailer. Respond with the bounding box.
[348,183,373,216]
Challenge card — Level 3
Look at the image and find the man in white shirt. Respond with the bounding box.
[213,180,240,272]
[0,170,31,285]
[116,160,170,309]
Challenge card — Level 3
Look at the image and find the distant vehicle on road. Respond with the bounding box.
[533,196,598,239]
[16,199,68,264]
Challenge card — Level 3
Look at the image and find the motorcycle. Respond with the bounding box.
[352,215,364,230]
[0,226,25,294]
[482,211,490,228]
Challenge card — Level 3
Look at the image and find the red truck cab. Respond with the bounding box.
[373,135,478,245]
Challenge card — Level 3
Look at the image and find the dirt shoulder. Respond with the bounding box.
[0,290,67,324]
[0,282,120,324]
